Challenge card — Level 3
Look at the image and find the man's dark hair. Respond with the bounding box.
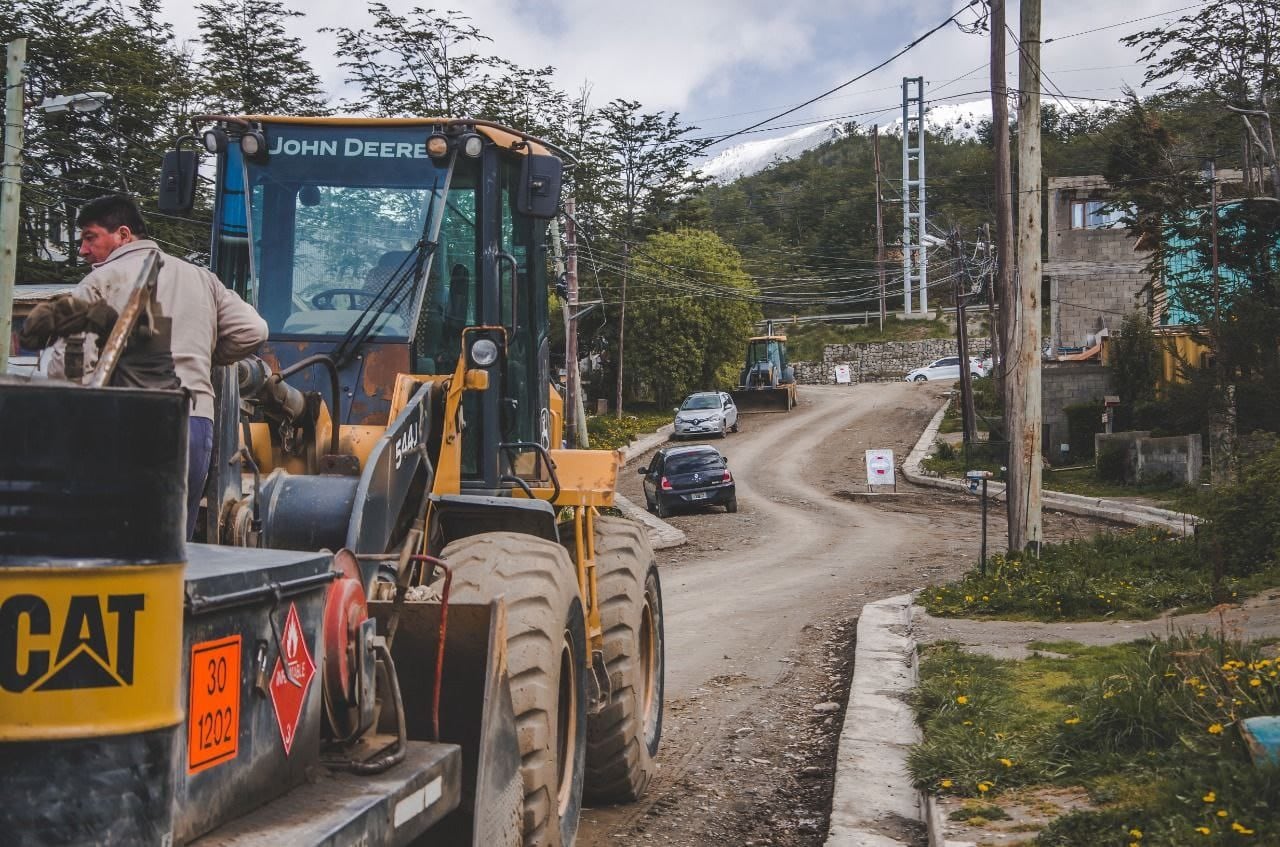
[76,194,147,237]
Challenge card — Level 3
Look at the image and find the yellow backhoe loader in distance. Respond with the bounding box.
[0,116,664,847]
[729,331,797,412]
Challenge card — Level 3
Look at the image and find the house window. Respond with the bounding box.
[1070,199,1127,230]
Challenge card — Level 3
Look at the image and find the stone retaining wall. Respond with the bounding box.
[792,337,991,385]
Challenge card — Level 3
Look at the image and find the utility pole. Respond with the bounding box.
[872,125,887,331]
[615,241,628,419]
[563,198,588,447]
[0,37,26,375]
[1203,158,1233,482]
[950,229,978,445]
[1008,0,1043,553]
[989,0,1013,400]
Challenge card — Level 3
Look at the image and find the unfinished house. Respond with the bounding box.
[1044,175,1148,353]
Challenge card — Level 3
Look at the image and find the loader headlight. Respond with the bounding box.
[469,338,499,367]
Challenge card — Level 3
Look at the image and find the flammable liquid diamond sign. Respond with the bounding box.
[268,602,315,756]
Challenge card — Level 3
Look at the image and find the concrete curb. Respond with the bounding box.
[901,404,1200,536]
[619,423,673,464]
[613,493,687,550]
[825,594,924,847]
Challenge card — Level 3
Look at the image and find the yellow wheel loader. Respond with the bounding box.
[0,117,664,847]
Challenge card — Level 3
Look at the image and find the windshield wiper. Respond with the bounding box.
[330,150,457,367]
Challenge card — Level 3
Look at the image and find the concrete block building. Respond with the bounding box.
[1044,175,1149,352]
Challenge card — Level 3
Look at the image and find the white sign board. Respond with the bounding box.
[865,449,895,487]
[834,364,852,384]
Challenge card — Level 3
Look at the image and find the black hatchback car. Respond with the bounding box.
[639,444,736,518]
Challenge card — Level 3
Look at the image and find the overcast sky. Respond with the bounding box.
[160,0,1196,156]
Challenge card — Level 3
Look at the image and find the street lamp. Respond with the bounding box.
[34,91,111,114]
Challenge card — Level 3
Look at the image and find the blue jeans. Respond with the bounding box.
[187,416,214,540]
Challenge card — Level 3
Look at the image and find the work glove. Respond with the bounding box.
[18,295,118,349]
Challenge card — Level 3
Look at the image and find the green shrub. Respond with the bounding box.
[584,411,670,450]
[1063,401,1105,461]
[1199,444,1280,576]
[1096,441,1130,484]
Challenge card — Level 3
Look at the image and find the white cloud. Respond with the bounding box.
[159,0,1182,140]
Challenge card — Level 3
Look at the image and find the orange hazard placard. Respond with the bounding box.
[188,635,241,773]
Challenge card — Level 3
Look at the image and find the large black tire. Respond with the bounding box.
[441,532,588,847]
[584,516,665,803]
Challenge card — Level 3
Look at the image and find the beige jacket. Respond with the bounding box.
[49,240,267,419]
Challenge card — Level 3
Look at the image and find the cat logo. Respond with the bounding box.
[0,593,144,693]
[0,565,183,741]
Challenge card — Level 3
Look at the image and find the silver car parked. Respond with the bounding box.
[673,391,739,439]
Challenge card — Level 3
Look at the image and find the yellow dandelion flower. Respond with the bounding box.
[1218,810,1229,818]
[1250,678,1262,687]
[940,779,953,789]
[1203,791,1216,803]
[1231,822,1255,836]
[1064,717,1081,725]
[1196,826,1211,836]
[977,781,991,793]
[1129,828,1143,839]
[956,695,969,704]
[999,758,1014,767]
[963,720,973,726]
[1208,723,1224,735]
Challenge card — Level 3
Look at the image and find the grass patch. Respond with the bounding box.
[922,438,1006,477]
[922,528,1280,622]
[911,636,1280,844]
[1045,466,1204,514]
[779,316,955,361]
[585,407,671,450]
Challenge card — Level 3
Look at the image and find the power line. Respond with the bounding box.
[700,0,983,151]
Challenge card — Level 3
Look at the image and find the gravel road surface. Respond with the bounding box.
[577,383,1113,846]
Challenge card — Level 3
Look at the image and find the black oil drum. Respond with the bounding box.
[0,380,188,847]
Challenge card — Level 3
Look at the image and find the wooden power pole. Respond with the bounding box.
[873,125,887,331]
[563,198,588,447]
[0,37,26,375]
[1008,0,1043,553]
[950,230,978,445]
[989,0,1013,401]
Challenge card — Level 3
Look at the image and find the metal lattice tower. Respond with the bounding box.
[901,76,927,315]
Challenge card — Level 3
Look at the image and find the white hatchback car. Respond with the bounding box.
[905,356,987,382]
[673,391,739,439]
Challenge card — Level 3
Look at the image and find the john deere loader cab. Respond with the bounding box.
[730,334,796,411]
[207,119,554,485]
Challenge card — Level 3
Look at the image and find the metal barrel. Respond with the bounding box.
[0,380,189,847]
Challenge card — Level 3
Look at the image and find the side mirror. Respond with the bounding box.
[723,457,729,465]
[637,467,647,475]
[158,149,198,214]
[517,153,563,219]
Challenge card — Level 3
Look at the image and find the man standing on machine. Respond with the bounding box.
[40,194,268,538]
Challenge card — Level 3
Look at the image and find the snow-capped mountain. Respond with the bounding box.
[698,97,1108,185]
[698,120,848,184]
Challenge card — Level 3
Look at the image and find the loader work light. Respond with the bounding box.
[459,132,484,158]
[202,126,228,154]
[469,338,499,367]
[426,131,450,159]
[240,128,268,161]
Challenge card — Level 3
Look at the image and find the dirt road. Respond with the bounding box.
[578,383,1111,846]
